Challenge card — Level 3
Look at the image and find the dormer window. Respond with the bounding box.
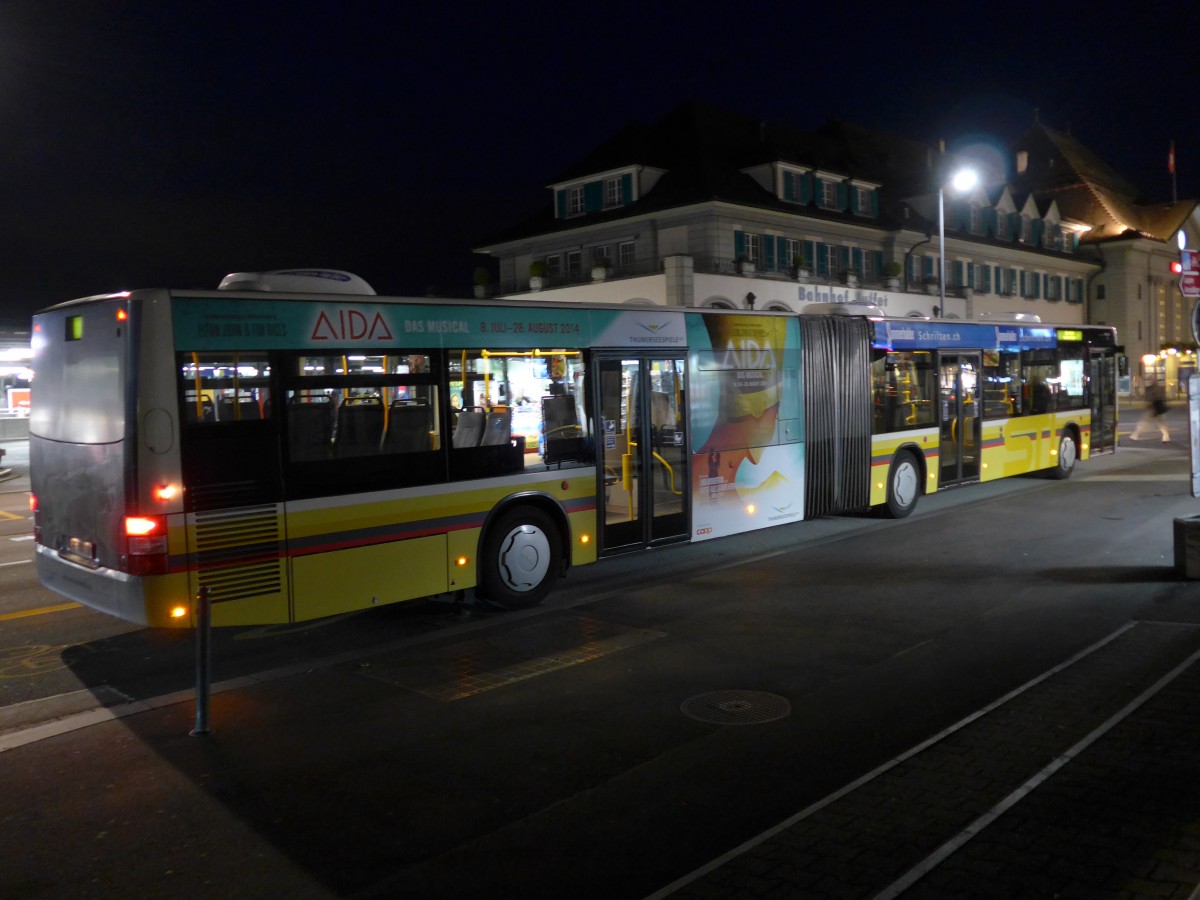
[567,186,584,217]
[819,179,839,209]
[605,177,624,208]
[969,205,984,234]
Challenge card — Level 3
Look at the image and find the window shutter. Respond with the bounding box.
[621,173,633,205]
[816,244,829,278]
[839,245,851,270]
[804,240,816,270]
[765,235,776,270]
[783,171,796,201]
[1032,220,1044,246]
[555,191,567,219]
[849,187,859,214]
[584,181,603,213]
[800,174,812,204]
[983,265,992,293]
[954,261,965,287]
[1010,213,1021,240]
[836,182,848,211]
[1033,274,1041,299]
[874,250,884,276]
[1019,271,1027,296]
[852,247,864,273]
[966,262,974,288]
[870,190,879,217]
[777,236,787,269]
[734,231,746,259]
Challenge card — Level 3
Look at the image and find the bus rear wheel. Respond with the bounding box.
[884,450,921,519]
[1048,432,1077,480]
[480,507,562,608]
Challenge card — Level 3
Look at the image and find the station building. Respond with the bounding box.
[476,103,1199,398]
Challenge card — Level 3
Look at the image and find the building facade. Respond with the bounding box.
[476,103,1199,396]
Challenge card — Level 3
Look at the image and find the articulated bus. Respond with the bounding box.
[30,271,1121,628]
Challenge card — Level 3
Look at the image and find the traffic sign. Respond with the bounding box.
[1184,249,1200,298]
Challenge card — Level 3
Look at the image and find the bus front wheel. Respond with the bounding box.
[479,507,562,608]
[1048,433,1077,480]
[884,451,921,519]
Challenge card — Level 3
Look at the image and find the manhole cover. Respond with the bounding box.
[680,690,791,725]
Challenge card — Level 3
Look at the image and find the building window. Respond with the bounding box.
[744,233,762,263]
[618,241,635,268]
[969,206,984,234]
[1020,216,1032,243]
[856,186,874,215]
[566,250,582,278]
[545,255,562,278]
[592,244,611,266]
[567,186,584,216]
[820,179,839,209]
[605,177,623,208]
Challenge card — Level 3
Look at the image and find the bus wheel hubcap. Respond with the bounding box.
[894,462,917,506]
[498,525,550,592]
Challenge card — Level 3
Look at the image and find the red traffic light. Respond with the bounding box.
[1172,260,1184,274]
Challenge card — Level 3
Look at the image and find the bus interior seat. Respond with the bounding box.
[542,394,585,466]
[287,398,334,461]
[218,396,262,421]
[384,401,432,453]
[452,409,486,448]
[480,410,512,446]
[335,399,384,457]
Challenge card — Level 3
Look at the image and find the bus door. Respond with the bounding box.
[1089,348,1118,453]
[595,355,688,552]
[938,352,981,485]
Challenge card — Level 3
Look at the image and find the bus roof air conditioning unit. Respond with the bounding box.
[218,269,376,295]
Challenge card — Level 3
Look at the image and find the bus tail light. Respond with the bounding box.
[124,515,168,575]
[30,493,40,542]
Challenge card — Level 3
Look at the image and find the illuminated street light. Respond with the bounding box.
[939,167,979,314]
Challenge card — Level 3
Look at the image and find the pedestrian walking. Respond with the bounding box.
[1130,381,1170,442]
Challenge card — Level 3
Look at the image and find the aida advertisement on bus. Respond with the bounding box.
[170,297,687,351]
[687,314,804,542]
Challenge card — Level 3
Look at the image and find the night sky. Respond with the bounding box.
[1,1,1197,323]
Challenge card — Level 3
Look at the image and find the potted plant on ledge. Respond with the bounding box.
[529,260,547,291]
[839,267,859,286]
[792,254,811,281]
[591,258,611,282]
[736,254,756,276]
[883,260,902,290]
[473,266,492,298]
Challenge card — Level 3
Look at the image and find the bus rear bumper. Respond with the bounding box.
[35,544,148,626]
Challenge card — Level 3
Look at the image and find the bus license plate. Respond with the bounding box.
[65,537,97,567]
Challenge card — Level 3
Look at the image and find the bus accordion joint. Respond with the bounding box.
[124,515,168,575]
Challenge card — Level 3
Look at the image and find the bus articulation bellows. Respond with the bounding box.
[30,270,1122,627]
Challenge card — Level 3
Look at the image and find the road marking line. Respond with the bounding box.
[8,535,33,542]
[0,602,81,622]
[874,640,1200,899]
[0,511,24,521]
[0,559,31,567]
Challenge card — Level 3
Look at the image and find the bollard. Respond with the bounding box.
[190,586,212,736]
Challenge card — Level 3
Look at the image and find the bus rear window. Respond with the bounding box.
[30,306,126,444]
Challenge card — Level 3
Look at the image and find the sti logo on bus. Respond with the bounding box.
[311,309,395,342]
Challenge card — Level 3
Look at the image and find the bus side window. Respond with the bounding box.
[287,395,334,461]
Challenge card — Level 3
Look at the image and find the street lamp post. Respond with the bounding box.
[938,168,979,316]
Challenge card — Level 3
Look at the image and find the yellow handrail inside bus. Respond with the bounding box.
[191,352,203,420]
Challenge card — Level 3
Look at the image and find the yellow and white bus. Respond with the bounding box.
[30,270,1121,627]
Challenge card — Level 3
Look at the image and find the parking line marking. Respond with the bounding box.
[0,602,81,622]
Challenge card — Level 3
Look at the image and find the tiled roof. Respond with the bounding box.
[1012,122,1196,243]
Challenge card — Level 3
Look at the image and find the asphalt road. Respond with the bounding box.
[2,417,1199,899]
